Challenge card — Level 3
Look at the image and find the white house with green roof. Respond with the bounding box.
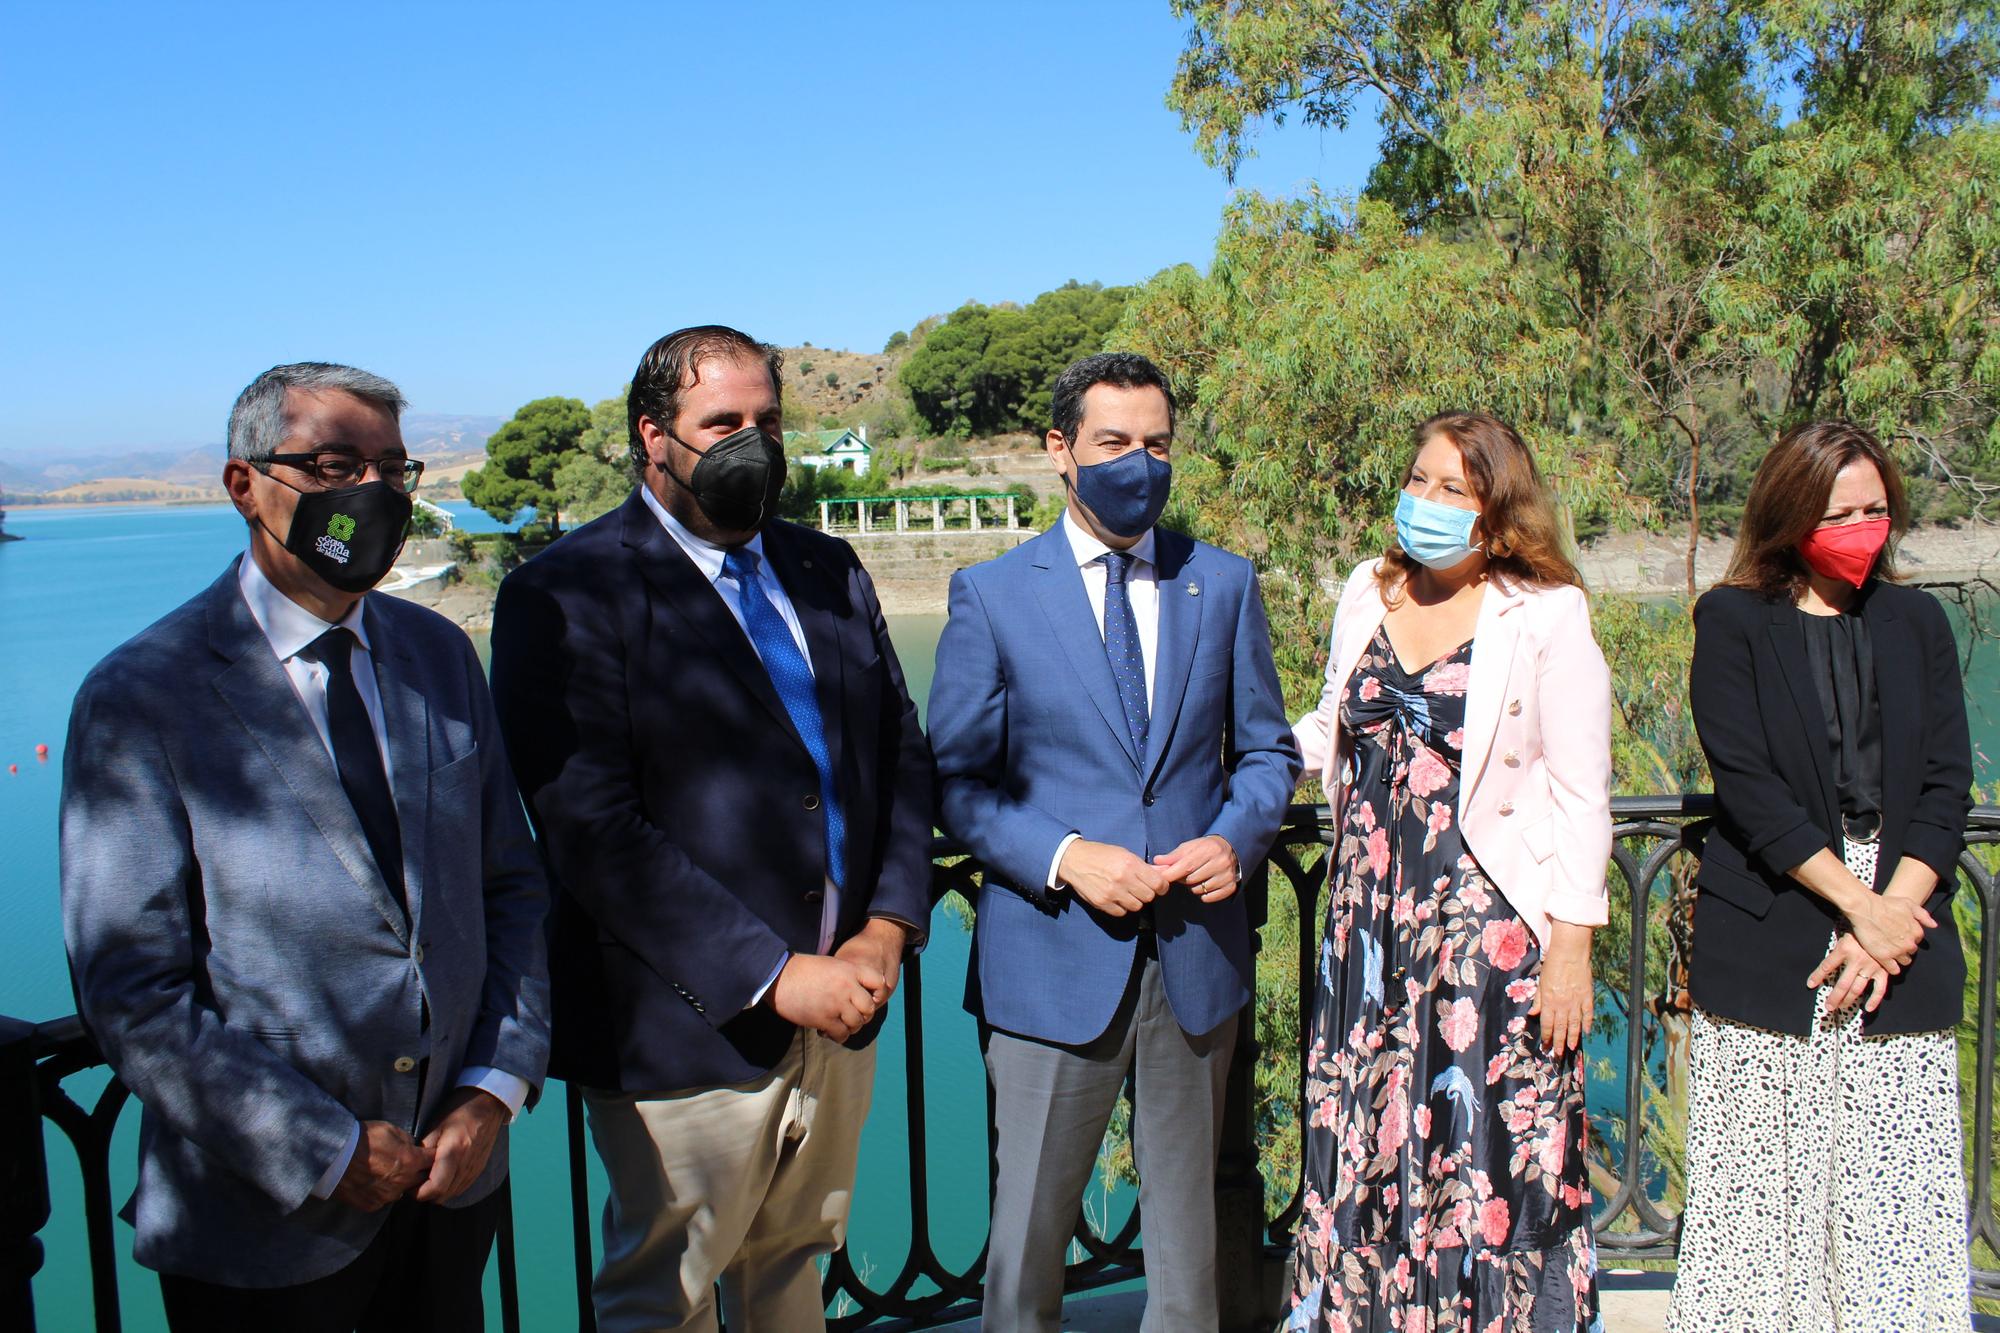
[783,424,873,477]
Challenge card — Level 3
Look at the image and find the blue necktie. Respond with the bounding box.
[1100,551,1149,764]
[722,549,846,888]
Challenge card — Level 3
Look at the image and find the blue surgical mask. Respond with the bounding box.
[1069,448,1172,539]
[1395,490,1483,570]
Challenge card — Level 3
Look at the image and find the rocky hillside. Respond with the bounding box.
[775,342,909,429]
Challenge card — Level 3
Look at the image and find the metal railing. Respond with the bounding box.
[6,800,1996,1331]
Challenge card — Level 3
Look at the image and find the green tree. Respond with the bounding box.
[1167,0,2000,580]
[405,502,447,540]
[900,281,1136,436]
[461,396,592,534]
[1119,194,1602,695]
[577,390,630,467]
[777,460,867,523]
[553,453,629,526]
[883,330,909,354]
[1154,0,1999,1221]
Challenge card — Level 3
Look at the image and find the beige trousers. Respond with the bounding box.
[582,1030,877,1333]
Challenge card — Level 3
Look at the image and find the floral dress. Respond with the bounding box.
[1285,626,1600,1333]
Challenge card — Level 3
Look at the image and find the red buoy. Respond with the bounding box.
[35,743,49,760]
[6,764,15,775]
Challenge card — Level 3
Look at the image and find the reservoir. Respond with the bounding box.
[3,502,1993,1329]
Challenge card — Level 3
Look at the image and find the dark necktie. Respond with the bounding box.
[1100,551,1149,764]
[721,549,846,888]
[301,627,407,915]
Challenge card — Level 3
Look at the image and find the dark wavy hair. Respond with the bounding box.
[1049,351,1176,443]
[1377,411,1583,600]
[1720,419,1908,599]
[625,326,785,479]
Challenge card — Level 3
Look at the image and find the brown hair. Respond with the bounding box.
[1378,411,1583,599]
[626,325,786,479]
[1720,420,1908,599]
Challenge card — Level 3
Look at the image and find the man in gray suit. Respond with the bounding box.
[61,362,552,1332]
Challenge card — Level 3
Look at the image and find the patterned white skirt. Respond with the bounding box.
[1667,839,1973,1332]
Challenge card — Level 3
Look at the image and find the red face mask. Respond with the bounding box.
[1798,517,1890,588]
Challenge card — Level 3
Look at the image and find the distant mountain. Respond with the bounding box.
[15,477,227,505]
[401,414,502,464]
[0,446,222,494]
[0,412,501,495]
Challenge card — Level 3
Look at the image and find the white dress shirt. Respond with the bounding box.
[236,556,531,1199]
[1047,512,1161,889]
[640,488,840,984]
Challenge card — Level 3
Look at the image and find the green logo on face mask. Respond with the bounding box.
[326,513,357,542]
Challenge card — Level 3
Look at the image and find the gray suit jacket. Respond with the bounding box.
[60,558,552,1287]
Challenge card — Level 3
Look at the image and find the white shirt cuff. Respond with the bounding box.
[310,1120,362,1200]
[1047,832,1082,891]
[751,953,790,1007]
[455,1067,532,1120]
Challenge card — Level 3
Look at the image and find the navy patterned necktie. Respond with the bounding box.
[721,549,846,888]
[301,627,406,915]
[1100,550,1149,763]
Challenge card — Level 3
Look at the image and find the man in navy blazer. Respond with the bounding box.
[62,363,551,1332]
[929,352,1299,1331]
[490,325,933,1332]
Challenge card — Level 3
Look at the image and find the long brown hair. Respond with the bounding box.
[1721,420,1908,600]
[1378,411,1583,599]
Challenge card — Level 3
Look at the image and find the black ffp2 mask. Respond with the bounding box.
[261,478,414,594]
[662,425,786,533]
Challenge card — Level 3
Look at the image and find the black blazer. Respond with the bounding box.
[490,491,935,1090]
[1687,580,1972,1034]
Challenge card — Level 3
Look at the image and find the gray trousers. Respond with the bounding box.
[980,949,1238,1333]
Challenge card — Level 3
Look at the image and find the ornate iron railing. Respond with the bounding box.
[6,800,1996,1331]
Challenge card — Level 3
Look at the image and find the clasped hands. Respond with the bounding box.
[771,917,910,1043]
[1811,890,1938,1016]
[332,1085,509,1213]
[1058,835,1239,918]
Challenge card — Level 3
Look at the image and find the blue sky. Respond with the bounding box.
[1,1,1378,452]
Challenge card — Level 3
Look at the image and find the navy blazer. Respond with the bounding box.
[61,561,551,1286]
[490,491,934,1091]
[928,523,1301,1045]
[1688,580,1972,1035]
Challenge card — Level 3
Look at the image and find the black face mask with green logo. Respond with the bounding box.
[262,478,414,594]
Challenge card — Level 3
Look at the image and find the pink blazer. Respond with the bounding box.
[1294,559,1613,947]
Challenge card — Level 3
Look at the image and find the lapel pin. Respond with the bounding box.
[1186,582,1200,596]
[802,558,813,568]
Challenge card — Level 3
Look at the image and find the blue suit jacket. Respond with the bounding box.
[928,523,1300,1044]
[489,491,934,1092]
[60,559,552,1286]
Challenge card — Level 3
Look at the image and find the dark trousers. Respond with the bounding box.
[158,1188,503,1333]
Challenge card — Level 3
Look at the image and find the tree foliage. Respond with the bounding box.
[461,396,593,534]
[1164,0,2000,593]
[1150,0,1998,1213]
[900,281,1135,436]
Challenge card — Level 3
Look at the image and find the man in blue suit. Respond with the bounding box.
[490,325,933,1332]
[61,363,552,1332]
[929,351,1299,1331]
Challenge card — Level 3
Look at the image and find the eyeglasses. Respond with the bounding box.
[263,452,427,491]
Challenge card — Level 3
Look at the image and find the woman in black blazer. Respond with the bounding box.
[1670,422,1974,1333]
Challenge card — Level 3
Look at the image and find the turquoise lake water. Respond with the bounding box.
[0,502,1051,1331]
[3,503,1993,1328]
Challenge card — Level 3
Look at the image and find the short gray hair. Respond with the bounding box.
[227,362,407,462]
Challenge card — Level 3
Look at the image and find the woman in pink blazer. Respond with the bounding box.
[1282,412,1614,1333]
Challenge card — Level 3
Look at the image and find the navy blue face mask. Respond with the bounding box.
[1068,447,1172,540]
